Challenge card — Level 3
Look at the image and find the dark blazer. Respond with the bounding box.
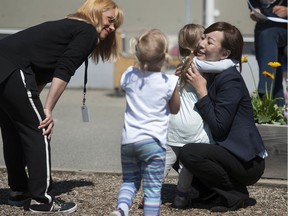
[195,66,266,162]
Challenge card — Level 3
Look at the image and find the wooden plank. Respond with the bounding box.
[257,125,287,179]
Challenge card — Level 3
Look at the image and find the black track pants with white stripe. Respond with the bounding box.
[0,69,52,204]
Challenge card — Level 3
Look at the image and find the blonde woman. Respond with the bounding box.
[0,0,123,214]
[110,29,180,216]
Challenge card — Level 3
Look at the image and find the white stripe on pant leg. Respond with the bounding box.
[20,70,52,203]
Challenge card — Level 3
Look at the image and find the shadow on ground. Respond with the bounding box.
[0,179,94,205]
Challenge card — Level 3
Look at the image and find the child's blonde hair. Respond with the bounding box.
[178,24,204,87]
[178,23,204,57]
[131,29,169,72]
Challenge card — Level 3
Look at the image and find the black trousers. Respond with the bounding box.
[0,69,52,204]
[179,143,265,207]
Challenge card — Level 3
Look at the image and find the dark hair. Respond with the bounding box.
[204,22,243,71]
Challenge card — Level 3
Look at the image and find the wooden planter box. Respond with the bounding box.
[256,124,287,179]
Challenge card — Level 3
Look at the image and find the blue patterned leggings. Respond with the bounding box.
[117,138,165,216]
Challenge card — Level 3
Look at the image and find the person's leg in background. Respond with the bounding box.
[163,145,178,177]
[274,46,287,103]
[254,26,287,106]
[171,145,193,209]
[279,46,288,106]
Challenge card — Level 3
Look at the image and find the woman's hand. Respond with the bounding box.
[273,6,288,18]
[186,63,207,99]
[38,77,68,139]
[39,108,54,139]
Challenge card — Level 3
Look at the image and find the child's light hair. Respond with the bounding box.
[178,24,204,87]
[178,23,204,58]
[130,29,169,72]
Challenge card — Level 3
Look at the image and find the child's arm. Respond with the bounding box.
[169,84,180,114]
[193,57,237,73]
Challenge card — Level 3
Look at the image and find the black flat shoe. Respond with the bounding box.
[210,199,245,212]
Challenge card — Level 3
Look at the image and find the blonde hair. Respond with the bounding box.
[178,23,204,58]
[131,29,169,72]
[178,24,204,87]
[67,0,124,63]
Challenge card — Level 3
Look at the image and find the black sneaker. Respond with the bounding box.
[8,191,31,207]
[29,198,77,214]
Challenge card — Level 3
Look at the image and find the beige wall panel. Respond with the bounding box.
[117,0,203,34]
[0,0,254,36]
[0,0,83,28]
[214,0,255,36]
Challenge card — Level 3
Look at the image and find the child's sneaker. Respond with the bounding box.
[8,191,31,207]
[109,208,125,216]
[29,198,77,214]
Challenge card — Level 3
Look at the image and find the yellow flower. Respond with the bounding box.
[262,71,275,79]
[268,61,281,69]
[241,55,248,63]
[243,56,287,124]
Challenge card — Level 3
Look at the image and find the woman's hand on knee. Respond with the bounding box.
[39,108,54,139]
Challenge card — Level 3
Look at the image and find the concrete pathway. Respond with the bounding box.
[0,88,125,173]
[0,88,286,180]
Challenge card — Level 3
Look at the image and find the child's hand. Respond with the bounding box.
[175,64,182,77]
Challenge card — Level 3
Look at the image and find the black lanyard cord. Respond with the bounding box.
[83,58,88,106]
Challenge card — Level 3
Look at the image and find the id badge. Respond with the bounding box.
[81,105,89,122]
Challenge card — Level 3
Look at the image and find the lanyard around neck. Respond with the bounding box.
[83,58,88,106]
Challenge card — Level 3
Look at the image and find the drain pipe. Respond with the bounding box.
[204,0,220,27]
[185,0,192,24]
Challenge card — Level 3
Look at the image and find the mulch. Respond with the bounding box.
[0,169,287,216]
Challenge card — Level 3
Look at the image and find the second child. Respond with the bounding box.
[109,29,180,216]
[165,23,237,209]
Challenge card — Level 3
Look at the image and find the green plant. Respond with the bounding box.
[242,55,287,125]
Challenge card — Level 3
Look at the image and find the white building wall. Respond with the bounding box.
[0,0,258,92]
